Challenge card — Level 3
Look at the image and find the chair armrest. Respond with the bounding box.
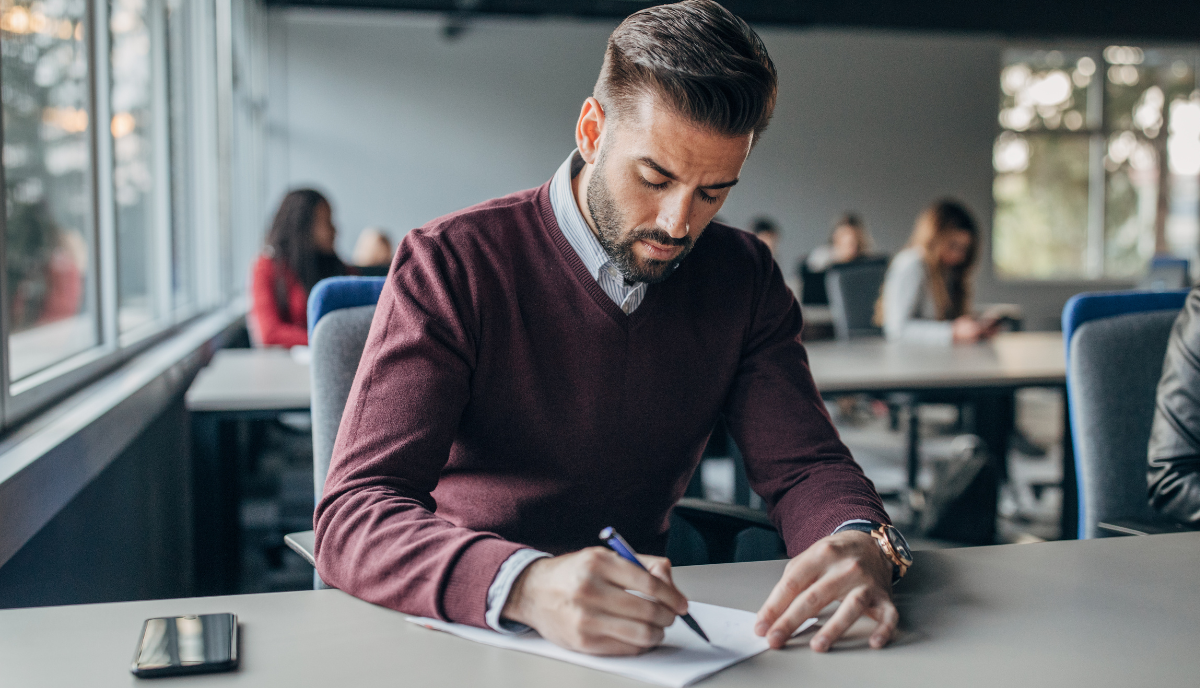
[1097,519,1191,537]
[285,530,316,567]
[672,498,779,564]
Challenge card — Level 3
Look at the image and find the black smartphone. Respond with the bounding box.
[131,613,239,678]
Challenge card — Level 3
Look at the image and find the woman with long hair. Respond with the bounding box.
[877,199,995,345]
[251,189,351,347]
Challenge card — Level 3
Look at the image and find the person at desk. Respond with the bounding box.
[1148,287,1200,528]
[316,0,909,659]
[798,213,871,305]
[251,189,352,348]
[877,199,997,345]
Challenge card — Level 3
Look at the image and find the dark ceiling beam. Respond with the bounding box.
[266,0,1200,43]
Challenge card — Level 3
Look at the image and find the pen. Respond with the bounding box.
[598,526,710,643]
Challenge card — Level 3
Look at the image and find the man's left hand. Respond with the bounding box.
[754,530,898,652]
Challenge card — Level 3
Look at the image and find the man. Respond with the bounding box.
[315,0,909,657]
[1148,286,1200,528]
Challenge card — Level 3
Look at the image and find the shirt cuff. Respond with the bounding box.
[831,518,879,536]
[484,548,552,633]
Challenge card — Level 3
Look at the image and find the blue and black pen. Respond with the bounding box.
[598,526,710,643]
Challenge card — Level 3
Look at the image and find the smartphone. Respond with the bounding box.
[131,613,239,678]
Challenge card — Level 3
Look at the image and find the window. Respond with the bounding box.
[993,47,1200,280]
[2,0,100,381]
[0,0,267,428]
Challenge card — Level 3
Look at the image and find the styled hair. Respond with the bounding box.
[594,0,777,142]
[907,199,979,320]
[265,188,347,315]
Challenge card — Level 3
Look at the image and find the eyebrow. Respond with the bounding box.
[637,156,739,190]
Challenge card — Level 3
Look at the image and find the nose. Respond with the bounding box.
[657,191,693,240]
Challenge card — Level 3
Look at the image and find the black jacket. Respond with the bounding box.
[1148,287,1200,527]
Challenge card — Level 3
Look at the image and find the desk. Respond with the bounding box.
[805,331,1065,394]
[2,533,1196,687]
[185,349,311,595]
[805,332,1070,540]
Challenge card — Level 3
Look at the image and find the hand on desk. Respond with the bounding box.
[755,530,897,652]
[501,547,688,656]
[952,315,1000,344]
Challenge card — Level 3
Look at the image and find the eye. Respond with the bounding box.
[698,189,719,204]
[640,177,668,191]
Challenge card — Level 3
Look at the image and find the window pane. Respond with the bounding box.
[1104,132,1158,277]
[111,0,160,332]
[1000,49,1094,133]
[993,133,1092,279]
[2,0,100,380]
[165,0,192,312]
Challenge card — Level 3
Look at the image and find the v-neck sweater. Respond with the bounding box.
[314,182,888,629]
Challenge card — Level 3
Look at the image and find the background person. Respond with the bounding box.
[876,199,995,345]
[352,226,393,267]
[250,189,351,347]
[798,212,872,305]
[1148,287,1200,528]
[750,216,780,257]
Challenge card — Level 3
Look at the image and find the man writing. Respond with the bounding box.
[315,0,909,656]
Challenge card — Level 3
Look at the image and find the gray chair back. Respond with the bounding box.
[311,304,377,500]
[1069,309,1177,538]
[825,259,888,340]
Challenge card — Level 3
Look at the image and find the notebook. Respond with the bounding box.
[408,601,817,687]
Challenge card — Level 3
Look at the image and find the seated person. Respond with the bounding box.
[251,189,352,347]
[877,200,996,345]
[316,0,909,658]
[352,226,394,267]
[798,213,871,305]
[750,216,780,258]
[1148,286,1200,528]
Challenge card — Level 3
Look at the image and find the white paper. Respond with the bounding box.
[408,602,817,687]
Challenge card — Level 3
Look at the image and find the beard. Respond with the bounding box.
[585,154,700,285]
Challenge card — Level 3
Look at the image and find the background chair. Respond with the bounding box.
[1138,256,1190,292]
[285,278,784,587]
[1062,289,1191,539]
[824,257,889,340]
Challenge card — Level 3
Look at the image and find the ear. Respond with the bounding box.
[575,97,606,165]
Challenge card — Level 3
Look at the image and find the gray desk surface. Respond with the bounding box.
[185,348,310,412]
[2,532,1196,687]
[806,331,1065,393]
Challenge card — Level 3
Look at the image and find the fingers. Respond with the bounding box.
[809,587,868,652]
[867,599,899,649]
[637,554,674,586]
[598,550,689,615]
[755,555,823,635]
[764,574,839,648]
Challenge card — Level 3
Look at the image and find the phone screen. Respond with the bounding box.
[132,613,238,678]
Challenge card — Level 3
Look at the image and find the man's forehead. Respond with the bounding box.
[611,96,751,179]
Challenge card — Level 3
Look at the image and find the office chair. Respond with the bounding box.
[284,278,785,588]
[1062,289,1191,539]
[824,257,889,340]
[1138,256,1190,292]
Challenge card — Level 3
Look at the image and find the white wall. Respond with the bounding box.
[264,9,1102,329]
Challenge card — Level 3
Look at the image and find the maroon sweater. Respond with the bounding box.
[315,182,888,628]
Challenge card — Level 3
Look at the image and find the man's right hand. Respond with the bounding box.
[500,547,688,655]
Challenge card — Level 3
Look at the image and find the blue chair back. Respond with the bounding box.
[1062,289,1188,538]
[306,276,386,588]
[1139,256,1190,292]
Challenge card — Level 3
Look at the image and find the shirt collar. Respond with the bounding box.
[549,151,620,282]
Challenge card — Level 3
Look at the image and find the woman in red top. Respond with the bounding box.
[251,189,352,347]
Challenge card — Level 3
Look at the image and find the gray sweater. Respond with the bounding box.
[880,247,953,346]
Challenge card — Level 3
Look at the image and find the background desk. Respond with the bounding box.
[2,533,1195,687]
[185,349,311,595]
[805,332,1071,539]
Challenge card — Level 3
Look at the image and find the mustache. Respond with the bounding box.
[627,228,692,247]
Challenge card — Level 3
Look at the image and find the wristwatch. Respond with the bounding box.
[837,521,913,583]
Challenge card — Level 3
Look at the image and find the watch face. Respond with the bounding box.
[885,526,914,566]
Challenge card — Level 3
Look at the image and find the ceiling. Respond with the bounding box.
[266,0,1200,43]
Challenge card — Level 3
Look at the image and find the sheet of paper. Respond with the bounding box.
[408,601,817,688]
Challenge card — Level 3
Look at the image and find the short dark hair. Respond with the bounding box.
[595,0,777,142]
